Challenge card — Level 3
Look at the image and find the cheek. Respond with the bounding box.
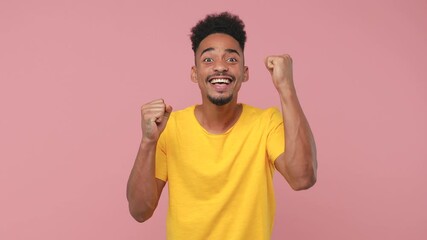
[192,67,201,81]
[197,69,210,80]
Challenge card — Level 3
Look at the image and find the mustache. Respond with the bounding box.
[206,73,235,81]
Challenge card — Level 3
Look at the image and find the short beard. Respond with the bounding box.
[208,94,233,106]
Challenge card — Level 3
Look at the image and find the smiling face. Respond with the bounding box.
[191,33,249,106]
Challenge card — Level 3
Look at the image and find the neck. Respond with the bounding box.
[195,101,243,134]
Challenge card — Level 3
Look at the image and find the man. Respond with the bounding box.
[127,12,317,240]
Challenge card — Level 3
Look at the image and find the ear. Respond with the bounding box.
[191,66,198,83]
[243,66,249,82]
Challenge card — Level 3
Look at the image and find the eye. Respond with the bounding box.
[203,58,214,62]
[227,57,238,63]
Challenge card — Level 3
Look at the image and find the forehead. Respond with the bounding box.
[197,33,242,55]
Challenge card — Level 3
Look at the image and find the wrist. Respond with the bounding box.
[276,83,296,96]
[140,137,158,148]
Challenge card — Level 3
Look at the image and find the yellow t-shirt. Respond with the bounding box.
[156,104,284,240]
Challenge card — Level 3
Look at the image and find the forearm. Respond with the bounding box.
[126,140,161,222]
[278,86,317,190]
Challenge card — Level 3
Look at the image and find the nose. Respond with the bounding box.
[213,60,228,72]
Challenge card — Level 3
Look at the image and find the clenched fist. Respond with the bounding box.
[140,99,173,142]
[265,54,294,90]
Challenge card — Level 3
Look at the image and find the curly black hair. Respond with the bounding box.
[190,12,247,53]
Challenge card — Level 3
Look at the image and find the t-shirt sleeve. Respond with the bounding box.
[266,108,285,164]
[155,130,168,182]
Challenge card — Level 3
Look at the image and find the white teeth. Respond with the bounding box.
[210,78,230,84]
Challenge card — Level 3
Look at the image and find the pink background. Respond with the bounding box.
[1,0,426,239]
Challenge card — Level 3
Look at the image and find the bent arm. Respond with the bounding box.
[265,54,317,190]
[126,140,166,222]
[274,87,317,190]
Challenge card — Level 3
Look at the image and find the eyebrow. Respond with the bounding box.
[200,47,241,56]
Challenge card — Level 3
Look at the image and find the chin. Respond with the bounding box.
[208,94,233,106]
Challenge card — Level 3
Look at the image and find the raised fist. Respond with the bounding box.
[140,99,172,142]
[265,54,294,89]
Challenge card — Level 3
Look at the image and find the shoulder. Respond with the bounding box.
[238,104,283,134]
[164,105,197,132]
[169,105,196,120]
[242,104,282,121]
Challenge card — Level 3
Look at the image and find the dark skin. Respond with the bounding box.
[127,33,317,222]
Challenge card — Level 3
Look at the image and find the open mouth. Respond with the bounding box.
[208,74,234,85]
[208,77,233,93]
[209,78,231,85]
[207,74,235,92]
